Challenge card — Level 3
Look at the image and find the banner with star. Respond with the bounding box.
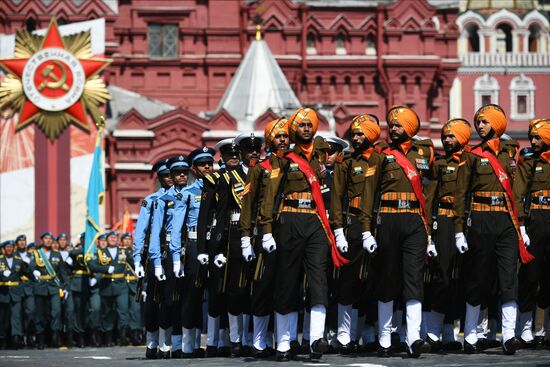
[0,17,111,141]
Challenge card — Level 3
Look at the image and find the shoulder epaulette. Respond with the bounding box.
[463,145,472,152]
[414,138,434,147]
[502,139,519,148]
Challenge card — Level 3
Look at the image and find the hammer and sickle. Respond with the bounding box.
[38,61,69,92]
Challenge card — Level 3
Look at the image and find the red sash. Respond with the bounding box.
[285,152,349,267]
[470,147,534,264]
[259,159,272,171]
[382,147,428,230]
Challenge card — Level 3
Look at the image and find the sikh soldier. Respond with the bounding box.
[0,240,28,349]
[424,119,472,352]
[30,231,68,349]
[367,106,437,358]
[68,232,94,348]
[149,155,189,358]
[454,104,532,355]
[515,119,550,347]
[170,147,215,357]
[89,231,132,347]
[329,114,381,354]
[15,236,36,348]
[134,158,173,359]
[197,138,238,358]
[260,107,348,361]
[211,133,263,357]
[120,232,141,345]
[239,118,290,357]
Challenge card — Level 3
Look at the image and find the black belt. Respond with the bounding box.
[348,206,362,215]
[438,202,453,210]
[532,196,550,206]
[380,199,419,209]
[283,199,316,209]
[473,195,505,206]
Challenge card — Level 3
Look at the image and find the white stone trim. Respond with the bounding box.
[112,129,155,138]
[509,73,535,120]
[114,163,153,171]
[486,9,523,30]
[474,74,499,111]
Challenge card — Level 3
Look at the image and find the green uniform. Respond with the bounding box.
[89,247,133,333]
[16,249,36,340]
[124,255,141,334]
[59,250,75,342]
[0,254,28,338]
[30,249,67,335]
[68,248,93,334]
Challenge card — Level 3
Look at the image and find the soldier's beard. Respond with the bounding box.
[444,142,461,155]
[352,139,370,152]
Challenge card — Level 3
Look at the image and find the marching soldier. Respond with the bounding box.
[87,234,104,347]
[15,236,36,348]
[0,240,29,349]
[260,107,348,361]
[30,231,68,349]
[57,233,75,347]
[133,158,173,359]
[425,118,472,352]
[368,106,437,358]
[211,133,263,357]
[329,114,381,354]
[149,155,189,358]
[89,231,132,347]
[454,104,532,355]
[68,233,94,348]
[120,232,141,346]
[170,147,216,357]
[197,138,238,358]
[515,119,550,347]
[239,118,290,357]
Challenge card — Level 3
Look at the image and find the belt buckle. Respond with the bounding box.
[491,196,503,206]
[397,199,410,209]
[540,197,550,206]
[298,199,311,209]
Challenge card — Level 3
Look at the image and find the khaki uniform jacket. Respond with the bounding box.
[513,153,550,225]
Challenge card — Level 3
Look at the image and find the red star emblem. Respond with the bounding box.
[0,18,109,135]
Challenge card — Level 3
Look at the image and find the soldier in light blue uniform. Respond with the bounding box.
[134,158,173,359]
[170,147,215,357]
[149,154,189,358]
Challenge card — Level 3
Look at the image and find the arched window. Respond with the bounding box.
[307,33,317,55]
[474,74,499,110]
[495,24,512,53]
[365,33,376,55]
[466,24,480,52]
[529,25,541,52]
[336,33,346,55]
[509,74,535,120]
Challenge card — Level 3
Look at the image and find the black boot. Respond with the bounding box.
[407,339,425,358]
[51,331,61,348]
[65,331,74,348]
[25,333,35,349]
[0,339,6,350]
[145,347,158,359]
[230,342,242,357]
[12,336,23,350]
[104,331,115,347]
[502,337,522,355]
[310,338,329,361]
[90,329,100,347]
[36,334,45,350]
[130,330,141,346]
[77,333,86,348]
[118,327,129,346]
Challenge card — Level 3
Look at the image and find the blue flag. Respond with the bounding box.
[84,129,104,257]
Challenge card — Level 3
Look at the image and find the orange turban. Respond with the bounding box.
[474,104,507,137]
[264,118,288,144]
[386,105,420,137]
[442,118,471,147]
[350,114,381,144]
[529,118,545,136]
[288,107,319,142]
[535,121,550,146]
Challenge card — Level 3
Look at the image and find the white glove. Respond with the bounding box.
[65,257,73,266]
[63,290,69,300]
[520,226,530,247]
[427,236,438,257]
[362,231,377,254]
[2,270,11,278]
[154,265,166,281]
[241,236,255,262]
[173,261,184,278]
[197,253,209,265]
[107,265,115,274]
[455,232,468,253]
[334,228,349,253]
[135,264,145,278]
[33,270,41,280]
[89,277,97,287]
[213,254,227,268]
[262,233,277,253]
[141,291,147,303]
